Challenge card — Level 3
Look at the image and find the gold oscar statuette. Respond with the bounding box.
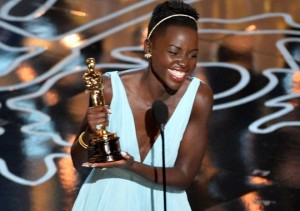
[83,58,123,163]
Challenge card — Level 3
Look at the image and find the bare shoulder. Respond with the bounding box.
[197,80,213,101]
[193,79,214,118]
[102,69,144,104]
[118,69,145,90]
[119,69,144,81]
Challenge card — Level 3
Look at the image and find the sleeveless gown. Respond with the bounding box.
[72,71,201,211]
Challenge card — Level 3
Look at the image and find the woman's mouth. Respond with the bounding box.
[167,69,186,79]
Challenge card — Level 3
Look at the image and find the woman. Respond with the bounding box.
[71,1,213,210]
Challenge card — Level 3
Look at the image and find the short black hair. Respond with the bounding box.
[147,0,199,40]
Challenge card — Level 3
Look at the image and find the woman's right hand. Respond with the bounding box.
[86,105,111,133]
[82,151,134,169]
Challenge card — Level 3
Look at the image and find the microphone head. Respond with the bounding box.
[152,100,169,125]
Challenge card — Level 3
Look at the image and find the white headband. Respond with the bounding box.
[147,14,198,39]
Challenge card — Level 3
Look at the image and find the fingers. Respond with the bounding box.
[103,105,112,114]
[81,152,134,169]
[121,151,134,167]
[121,151,130,159]
[82,162,103,168]
[87,105,112,132]
[82,159,126,168]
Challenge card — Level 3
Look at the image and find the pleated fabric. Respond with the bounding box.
[72,71,201,211]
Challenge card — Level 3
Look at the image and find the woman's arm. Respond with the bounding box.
[71,74,113,171]
[71,116,89,171]
[84,82,213,190]
[129,82,213,189]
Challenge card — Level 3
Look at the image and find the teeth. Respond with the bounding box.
[168,69,185,78]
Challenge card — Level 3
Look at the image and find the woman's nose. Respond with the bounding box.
[177,57,187,68]
[178,61,185,67]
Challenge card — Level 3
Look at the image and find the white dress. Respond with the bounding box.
[72,71,201,211]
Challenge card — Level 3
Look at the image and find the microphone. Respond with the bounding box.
[152,100,168,131]
[152,100,168,211]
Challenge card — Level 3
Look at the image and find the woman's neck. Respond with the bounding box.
[140,69,176,102]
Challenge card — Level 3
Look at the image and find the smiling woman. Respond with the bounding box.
[71,1,213,211]
[0,0,299,210]
[149,25,199,88]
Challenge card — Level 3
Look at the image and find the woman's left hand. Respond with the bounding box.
[81,151,134,169]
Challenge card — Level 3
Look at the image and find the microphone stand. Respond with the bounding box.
[152,100,168,211]
[160,123,167,211]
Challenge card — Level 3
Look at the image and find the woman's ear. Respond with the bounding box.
[144,39,152,59]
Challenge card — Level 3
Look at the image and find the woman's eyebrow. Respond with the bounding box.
[169,45,198,50]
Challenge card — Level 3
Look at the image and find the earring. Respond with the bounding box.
[144,52,152,59]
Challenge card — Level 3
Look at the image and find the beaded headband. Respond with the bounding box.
[147,14,198,39]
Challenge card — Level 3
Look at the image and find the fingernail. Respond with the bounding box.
[121,151,128,157]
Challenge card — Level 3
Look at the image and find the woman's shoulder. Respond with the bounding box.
[118,68,145,86]
[103,69,143,83]
[103,69,145,102]
[191,76,213,97]
[119,68,145,78]
[192,76,214,113]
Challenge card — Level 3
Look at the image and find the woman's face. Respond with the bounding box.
[150,25,198,91]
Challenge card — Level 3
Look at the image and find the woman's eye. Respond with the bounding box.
[189,53,198,58]
[168,51,177,55]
